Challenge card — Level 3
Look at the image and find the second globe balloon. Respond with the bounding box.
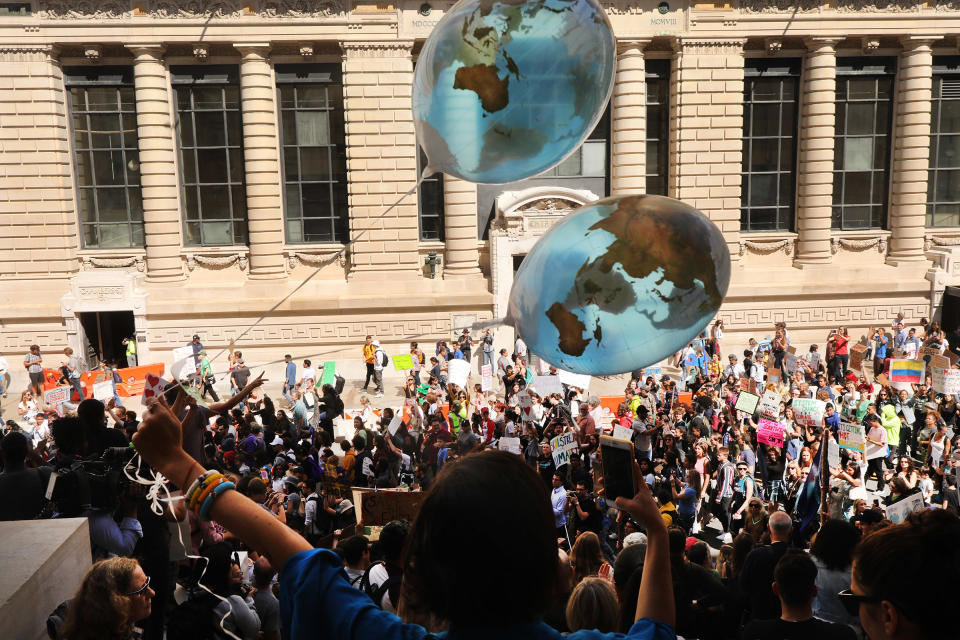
[413,0,616,185]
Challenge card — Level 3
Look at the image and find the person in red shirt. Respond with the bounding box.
[480,408,496,442]
[828,328,850,381]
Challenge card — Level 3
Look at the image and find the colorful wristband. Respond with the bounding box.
[199,481,235,521]
[188,472,225,511]
[191,476,226,514]
[185,470,218,509]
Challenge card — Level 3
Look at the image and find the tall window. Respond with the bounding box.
[541,109,609,178]
[66,67,144,249]
[277,65,348,244]
[927,58,960,227]
[832,58,895,230]
[418,148,444,241]
[740,59,800,232]
[645,59,670,196]
[172,66,247,246]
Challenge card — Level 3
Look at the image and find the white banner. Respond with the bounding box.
[757,390,782,419]
[792,398,826,427]
[557,368,591,391]
[447,358,471,389]
[531,374,563,397]
[92,380,114,401]
[884,492,925,525]
[481,364,493,392]
[550,432,579,467]
[931,366,960,395]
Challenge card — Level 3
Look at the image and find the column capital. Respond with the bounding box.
[899,35,943,50]
[125,43,166,60]
[0,44,60,62]
[233,42,273,58]
[617,38,652,54]
[803,36,843,52]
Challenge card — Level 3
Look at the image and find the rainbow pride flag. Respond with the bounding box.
[890,359,924,385]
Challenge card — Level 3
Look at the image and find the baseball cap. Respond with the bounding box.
[192,334,200,340]
[685,536,699,552]
[372,340,380,346]
[270,436,284,446]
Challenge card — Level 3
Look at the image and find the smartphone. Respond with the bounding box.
[600,435,637,503]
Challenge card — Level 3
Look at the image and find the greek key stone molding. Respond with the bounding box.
[183,253,249,271]
[721,303,928,330]
[925,235,960,250]
[830,236,888,254]
[738,0,820,14]
[37,0,346,19]
[679,39,747,55]
[738,239,794,257]
[80,256,146,271]
[341,41,414,58]
[286,250,347,270]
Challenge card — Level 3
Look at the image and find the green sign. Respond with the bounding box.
[318,361,336,387]
[393,353,414,370]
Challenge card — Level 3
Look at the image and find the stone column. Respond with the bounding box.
[888,36,941,264]
[341,41,420,278]
[609,39,650,195]
[442,174,482,278]
[234,43,286,279]
[794,37,841,266]
[128,45,185,281]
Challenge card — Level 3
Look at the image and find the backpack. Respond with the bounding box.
[166,590,224,640]
[378,350,389,367]
[334,374,346,394]
[359,562,402,610]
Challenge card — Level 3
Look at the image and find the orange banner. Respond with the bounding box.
[115,363,165,397]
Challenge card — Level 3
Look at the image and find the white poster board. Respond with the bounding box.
[757,390,782,419]
[447,359,471,389]
[531,375,563,396]
[498,437,522,455]
[92,380,114,401]
[792,398,826,427]
[481,364,494,392]
[885,492,925,525]
[557,368,591,391]
[550,432,579,468]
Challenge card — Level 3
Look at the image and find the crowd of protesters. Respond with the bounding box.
[0,318,957,640]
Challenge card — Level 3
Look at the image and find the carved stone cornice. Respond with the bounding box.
[37,1,346,20]
[285,250,347,270]
[80,255,146,272]
[834,0,918,12]
[617,38,653,56]
[738,0,820,13]
[340,41,414,59]
[679,39,747,55]
[183,253,248,271]
[0,44,60,61]
[738,238,794,257]
[37,1,132,19]
[925,235,960,250]
[830,236,888,254]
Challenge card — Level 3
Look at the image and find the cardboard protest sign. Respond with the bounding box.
[481,364,494,392]
[884,492,925,525]
[787,345,797,355]
[550,432,579,467]
[447,358,471,389]
[498,437,522,455]
[532,375,562,396]
[918,346,940,359]
[387,414,403,436]
[756,419,785,447]
[766,367,781,382]
[613,425,633,442]
[392,354,414,371]
[928,354,950,372]
[92,380,114,402]
[43,386,71,406]
[734,391,760,415]
[757,390,782,419]
[792,398,826,427]
[352,488,426,526]
[931,366,960,395]
[783,352,799,375]
[876,372,891,387]
[677,391,693,408]
[838,422,866,454]
[849,344,868,372]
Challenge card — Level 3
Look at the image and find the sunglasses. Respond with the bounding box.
[124,575,151,597]
[838,589,914,620]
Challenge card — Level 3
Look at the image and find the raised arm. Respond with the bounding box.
[209,372,266,413]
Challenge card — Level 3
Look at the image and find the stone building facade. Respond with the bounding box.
[1,0,959,381]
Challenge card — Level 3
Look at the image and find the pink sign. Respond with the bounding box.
[757,419,785,448]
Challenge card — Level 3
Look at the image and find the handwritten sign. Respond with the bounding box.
[43,386,72,406]
[498,437,522,455]
[849,344,868,372]
[783,352,799,375]
[531,375,562,396]
[766,367,781,382]
[481,364,493,392]
[92,380,114,402]
[918,346,940,359]
[387,414,403,436]
[447,358,471,389]
[393,354,414,371]
[613,424,633,442]
[931,366,960,395]
[792,398,826,427]
[757,390,782,419]
[734,391,760,415]
[884,492,925,525]
[838,422,866,454]
[756,419,785,447]
[550,432,579,468]
[928,354,950,371]
[518,389,534,422]
[352,488,426,526]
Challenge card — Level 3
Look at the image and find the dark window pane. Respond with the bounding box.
[185,187,200,220]
[223,86,239,109]
[78,189,97,223]
[122,113,138,147]
[97,188,128,222]
[229,148,244,182]
[181,150,197,183]
[93,150,125,185]
[846,103,875,136]
[129,189,143,221]
[184,221,201,244]
[847,78,877,100]
[195,112,226,147]
[750,143,778,173]
[747,208,777,230]
[936,169,960,202]
[295,111,329,146]
[285,184,301,219]
[844,172,872,204]
[302,182,331,214]
[843,206,872,229]
[200,185,230,218]
[751,103,781,137]
[99,224,131,248]
[938,135,960,168]
[297,85,327,108]
[132,223,145,246]
[197,148,228,183]
[89,113,123,149]
[304,217,332,242]
[941,100,960,133]
[231,186,247,219]
[192,87,222,110]
[284,148,299,182]
[233,219,247,244]
[281,112,296,146]
[178,112,195,147]
[300,148,330,181]
[279,86,295,109]
[227,111,243,147]
[750,174,777,206]
[85,87,117,111]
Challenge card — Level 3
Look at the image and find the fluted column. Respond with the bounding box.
[888,36,940,264]
[442,174,482,278]
[610,39,650,195]
[234,43,286,279]
[128,45,185,281]
[794,37,841,266]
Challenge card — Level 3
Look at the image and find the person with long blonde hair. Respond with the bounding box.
[63,557,154,640]
[569,531,612,586]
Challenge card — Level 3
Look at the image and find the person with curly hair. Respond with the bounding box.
[63,557,154,640]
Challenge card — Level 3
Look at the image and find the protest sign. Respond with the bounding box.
[766,367,781,382]
[557,368,591,390]
[92,380,114,402]
[904,342,918,360]
[827,438,840,468]
[43,386,71,406]
[447,359,471,389]
[884,492,925,525]
[783,352,799,374]
[531,375,562,396]
[613,425,633,442]
[141,373,168,404]
[518,389,534,421]
[481,364,493,392]
[787,345,797,355]
[947,349,960,367]
[352,488,426,526]
[756,419,785,447]
[643,367,662,378]
[498,437,522,455]
[677,391,693,408]
[931,365,960,395]
[550,432,579,468]
[807,352,821,372]
[393,354,414,371]
[319,361,336,387]
[734,391,760,415]
[849,344,868,372]
[757,390,782,419]
[918,346,940,360]
[838,422,866,454]
[865,426,887,460]
[928,354,950,371]
[792,398,826,427]
[387,414,403,436]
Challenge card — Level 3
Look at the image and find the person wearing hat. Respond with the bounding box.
[122,336,137,368]
[188,334,203,367]
[371,340,386,398]
[197,349,219,402]
[456,328,473,363]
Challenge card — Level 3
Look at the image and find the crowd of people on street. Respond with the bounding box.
[0,317,958,640]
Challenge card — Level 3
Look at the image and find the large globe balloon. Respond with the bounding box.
[413,0,616,184]
[506,195,732,375]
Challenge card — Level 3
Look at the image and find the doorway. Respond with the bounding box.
[78,311,136,369]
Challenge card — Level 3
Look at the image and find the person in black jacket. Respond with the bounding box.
[667,527,729,640]
[740,510,793,622]
[314,384,344,441]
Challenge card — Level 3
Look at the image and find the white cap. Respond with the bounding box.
[623,532,647,548]
[270,436,284,446]
[372,340,380,346]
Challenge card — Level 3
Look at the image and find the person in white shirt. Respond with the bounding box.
[514,336,527,359]
[371,340,386,397]
[723,354,745,379]
[0,354,9,398]
[300,359,317,386]
[550,473,569,538]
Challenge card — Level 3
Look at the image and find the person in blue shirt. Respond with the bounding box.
[872,329,888,378]
[132,396,677,640]
[283,354,296,403]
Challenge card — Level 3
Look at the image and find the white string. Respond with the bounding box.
[122,451,243,640]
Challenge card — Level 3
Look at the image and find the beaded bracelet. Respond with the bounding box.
[187,474,221,512]
[184,470,218,509]
[199,481,235,521]
[192,476,226,514]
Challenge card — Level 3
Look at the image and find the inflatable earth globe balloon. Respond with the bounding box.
[413,0,615,184]
[506,195,731,376]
